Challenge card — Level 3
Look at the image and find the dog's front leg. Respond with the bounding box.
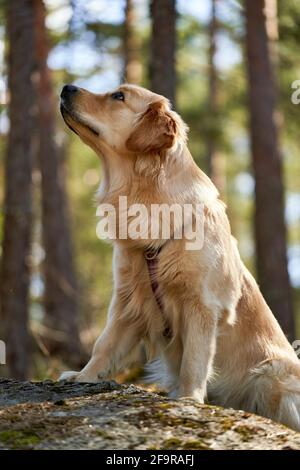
[59,294,141,382]
[178,306,217,403]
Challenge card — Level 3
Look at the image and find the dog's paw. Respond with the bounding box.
[59,370,102,383]
[168,387,179,399]
[58,370,80,382]
[177,387,205,403]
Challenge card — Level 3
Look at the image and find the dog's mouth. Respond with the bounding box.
[60,102,99,137]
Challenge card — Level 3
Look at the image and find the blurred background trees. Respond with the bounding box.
[245,0,295,339]
[150,0,176,105]
[206,0,225,195]
[1,0,35,379]
[0,0,299,379]
[123,0,142,84]
[33,0,84,367]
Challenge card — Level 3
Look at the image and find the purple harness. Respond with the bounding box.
[144,246,172,339]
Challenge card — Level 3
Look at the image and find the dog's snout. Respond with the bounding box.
[61,84,78,98]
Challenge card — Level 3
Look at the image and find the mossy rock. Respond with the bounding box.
[0,379,299,450]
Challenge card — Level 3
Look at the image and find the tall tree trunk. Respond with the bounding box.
[150,0,176,106]
[265,0,278,59]
[245,0,295,340]
[123,0,142,84]
[0,0,35,379]
[207,0,225,194]
[32,0,83,366]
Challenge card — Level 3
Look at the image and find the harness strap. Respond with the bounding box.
[144,246,172,339]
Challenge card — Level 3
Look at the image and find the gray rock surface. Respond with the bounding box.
[0,378,300,450]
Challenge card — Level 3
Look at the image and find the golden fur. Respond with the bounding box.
[60,84,300,431]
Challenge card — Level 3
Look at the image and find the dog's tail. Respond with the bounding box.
[244,358,300,432]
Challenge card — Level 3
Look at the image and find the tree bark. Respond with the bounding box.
[0,0,35,379]
[150,0,176,106]
[207,0,225,194]
[123,0,142,84]
[32,0,83,366]
[245,0,295,340]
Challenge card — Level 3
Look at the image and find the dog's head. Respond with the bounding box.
[60,84,187,158]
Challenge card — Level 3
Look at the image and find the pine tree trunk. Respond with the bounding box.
[245,0,295,340]
[32,0,83,366]
[207,0,225,194]
[0,0,35,379]
[150,0,176,106]
[123,0,142,84]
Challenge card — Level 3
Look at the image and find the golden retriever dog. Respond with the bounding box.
[59,83,300,431]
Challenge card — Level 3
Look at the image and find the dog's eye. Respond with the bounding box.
[111,91,125,101]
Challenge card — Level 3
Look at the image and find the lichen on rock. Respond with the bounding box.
[0,378,299,450]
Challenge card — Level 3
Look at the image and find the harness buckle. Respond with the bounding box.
[144,247,161,260]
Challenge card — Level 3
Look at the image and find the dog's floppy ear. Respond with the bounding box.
[126,101,177,154]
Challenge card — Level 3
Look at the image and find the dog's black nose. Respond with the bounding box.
[61,84,78,98]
